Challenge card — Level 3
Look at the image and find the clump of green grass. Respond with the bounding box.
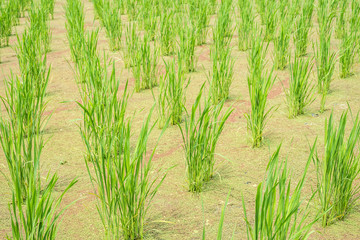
[157,57,187,126]
[313,110,360,227]
[243,144,317,239]
[314,34,336,113]
[189,0,211,45]
[143,6,158,41]
[209,44,234,105]
[256,0,266,24]
[335,0,348,39]
[213,0,233,51]
[79,51,165,238]
[237,0,255,51]
[285,55,315,118]
[339,27,357,78]
[123,21,140,68]
[178,19,197,73]
[159,8,176,56]
[263,0,278,42]
[245,29,275,147]
[93,0,122,51]
[28,4,52,54]
[339,0,360,78]
[65,0,85,66]
[179,85,233,193]
[273,14,292,70]
[315,0,337,113]
[41,0,55,19]
[0,2,15,47]
[293,0,315,57]
[132,34,159,92]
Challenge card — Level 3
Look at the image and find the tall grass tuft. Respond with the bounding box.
[209,44,234,105]
[159,8,176,56]
[79,58,165,238]
[293,0,315,57]
[335,0,348,39]
[314,111,360,227]
[189,0,211,45]
[213,0,233,51]
[65,0,85,66]
[93,0,122,51]
[263,0,278,42]
[243,144,317,239]
[132,34,159,92]
[157,57,187,126]
[237,0,255,51]
[123,21,139,68]
[245,29,275,147]
[273,14,291,70]
[339,0,360,78]
[28,5,52,54]
[179,18,197,73]
[179,86,233,193]
[0,2,15,47]
[315,0,337,112]
[285,55,315,118]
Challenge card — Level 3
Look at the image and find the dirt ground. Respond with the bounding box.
[1,0,360,239]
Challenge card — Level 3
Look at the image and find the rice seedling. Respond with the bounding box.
[123,21,140,68]
[65,0,85,66]
[317,0,336,35]
[159,56,187,125]
[28,5,52,54]
[94,0,122,51]
[179,85,233,193]
[143,6,158,41]
[159,8,176,56]
[16,29,49,98]
[352,0,360,61]
[273,15,292,70]
[245,30,275,147]
[209,44,234,105]
[1,103,77,239]
[237,0,255,51]
[313,110,360,227]
[314,34,336,113]
[17,0,30,17]
[213,0,233,50]
[243,144,318,239]
[285,55,315,118]
[263,0,278,42]
[125,0,140,21]
[79,53,166,238]
[8,171,77,240]
[293,0,315,57]
[41,0,55,19]
[256,0,266,24]
[178,19,197,73]
[335,0,348,39]
[315,0,337,112]
[339,27,357,78]
[209,0,217,13]
[75,29,101,88]
[0,2,15,47]
[132,34,159,92]
[339,0,360,78]
[189,0,211,45]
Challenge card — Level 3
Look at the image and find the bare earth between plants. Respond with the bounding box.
[1,0,360,239]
